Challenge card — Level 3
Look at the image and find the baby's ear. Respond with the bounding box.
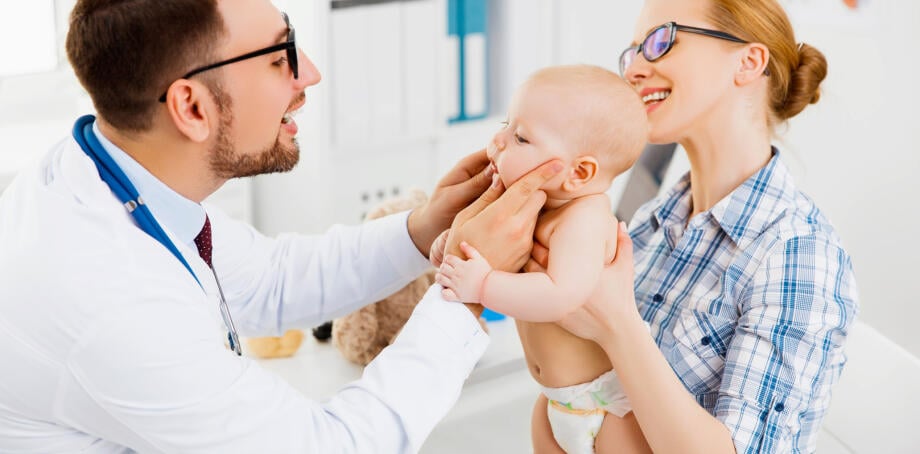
[561,156,599,192]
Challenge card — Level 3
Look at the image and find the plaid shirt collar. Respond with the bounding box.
[649,148,795,250]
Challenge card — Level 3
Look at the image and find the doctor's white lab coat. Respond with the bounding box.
[0,133,489,453]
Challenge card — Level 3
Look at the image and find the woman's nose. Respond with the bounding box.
[624,54,651,85]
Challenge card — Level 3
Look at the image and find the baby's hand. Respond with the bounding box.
[436,242,492,303]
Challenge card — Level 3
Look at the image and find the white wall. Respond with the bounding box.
[780,1,920,356]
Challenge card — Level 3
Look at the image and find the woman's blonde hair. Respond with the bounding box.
[707,0,827,124]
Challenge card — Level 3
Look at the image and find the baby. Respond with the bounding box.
[436,65,649,453]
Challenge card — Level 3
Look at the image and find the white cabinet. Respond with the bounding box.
[327,0,445,152]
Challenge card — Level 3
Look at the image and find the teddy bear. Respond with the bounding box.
[247,188,485,363]
[331,188,437,366]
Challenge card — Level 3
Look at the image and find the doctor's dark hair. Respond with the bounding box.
[707,0,827,125]
[66,0,224,132]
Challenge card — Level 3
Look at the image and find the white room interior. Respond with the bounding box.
[1,0,918,452]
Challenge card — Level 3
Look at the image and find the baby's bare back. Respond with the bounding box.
[519,195,618,388]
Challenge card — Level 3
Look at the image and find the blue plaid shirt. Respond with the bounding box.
[629,150,858,453]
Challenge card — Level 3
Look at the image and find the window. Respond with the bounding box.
[0,2,59,77]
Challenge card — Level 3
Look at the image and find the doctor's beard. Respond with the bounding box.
[207,87,300,179]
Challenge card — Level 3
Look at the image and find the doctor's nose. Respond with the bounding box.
[294,49,322,90]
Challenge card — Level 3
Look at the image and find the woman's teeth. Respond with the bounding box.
[642,90,671,104]
[282,113,293,124]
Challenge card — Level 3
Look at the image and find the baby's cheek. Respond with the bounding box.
[497,159,529,187]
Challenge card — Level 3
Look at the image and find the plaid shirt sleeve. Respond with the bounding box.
[714,233,859,453]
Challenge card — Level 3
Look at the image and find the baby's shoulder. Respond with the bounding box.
[559,194,614,222]
[539,195,615,238]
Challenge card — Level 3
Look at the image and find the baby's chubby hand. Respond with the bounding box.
[436,242,492,303]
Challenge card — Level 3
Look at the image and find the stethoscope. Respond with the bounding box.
[72,114,242,356]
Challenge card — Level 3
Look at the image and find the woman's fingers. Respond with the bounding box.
[612,221,634,275]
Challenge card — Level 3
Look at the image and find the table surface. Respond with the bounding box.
[252,317,527,399]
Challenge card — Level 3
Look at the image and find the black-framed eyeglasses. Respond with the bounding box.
[618,22,748,76]
[158,12,299,102]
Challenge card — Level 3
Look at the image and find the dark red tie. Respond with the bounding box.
[194,215,213,268]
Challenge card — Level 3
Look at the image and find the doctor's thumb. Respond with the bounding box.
[465,174,505,214]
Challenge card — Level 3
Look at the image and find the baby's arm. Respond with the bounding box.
[438,198,612,322]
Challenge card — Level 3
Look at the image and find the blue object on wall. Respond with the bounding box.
[447,0,488,123]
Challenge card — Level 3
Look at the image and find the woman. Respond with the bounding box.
[530,0,859,452]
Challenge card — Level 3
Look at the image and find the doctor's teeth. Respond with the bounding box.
[282,113,292,124]
[642,90,671,103]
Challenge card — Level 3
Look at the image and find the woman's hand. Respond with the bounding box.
[526,221,641,344]
[444,160,564,273]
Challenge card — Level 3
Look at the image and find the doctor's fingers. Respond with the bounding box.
[440,151,494,205]
[501,160,563,215]
[523,258,547,274]
[464,156,563,221]
[436,149,490,188]
[441,287,461,302]
[443,254,465,267]
[429,229,449,267]
[455,173,505,223]
[530,243,549,269]
[435,271,455,288]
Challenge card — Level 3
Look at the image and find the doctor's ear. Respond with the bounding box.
[163,80,214,143]
[735,43,770,86]
[561,156,599,192]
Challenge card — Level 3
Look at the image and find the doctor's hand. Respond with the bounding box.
[408,150,493,258]
[444,160,563,274]
[429,229,449,268]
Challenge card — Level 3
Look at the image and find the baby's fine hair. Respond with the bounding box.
[528,65,648,177]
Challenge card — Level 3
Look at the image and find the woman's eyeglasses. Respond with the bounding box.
[618,22,748,76]
[158,12,299,102]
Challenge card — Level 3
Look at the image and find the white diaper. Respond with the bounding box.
[540,369,631,454]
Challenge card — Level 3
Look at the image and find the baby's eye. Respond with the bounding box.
[514,133,529,145]
[500,120,509,129]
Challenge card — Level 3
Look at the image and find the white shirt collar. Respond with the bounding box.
[92,121,206,247]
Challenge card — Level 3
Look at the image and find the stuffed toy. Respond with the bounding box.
[331,188,436,366]
[246,329,305,358]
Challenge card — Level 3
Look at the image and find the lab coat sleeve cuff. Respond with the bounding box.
[377,210,432,278]
[412,283,491,361]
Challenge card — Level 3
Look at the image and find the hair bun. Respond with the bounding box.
[780,42,828,120]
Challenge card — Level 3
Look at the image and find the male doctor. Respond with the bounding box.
[0,0,564,452]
